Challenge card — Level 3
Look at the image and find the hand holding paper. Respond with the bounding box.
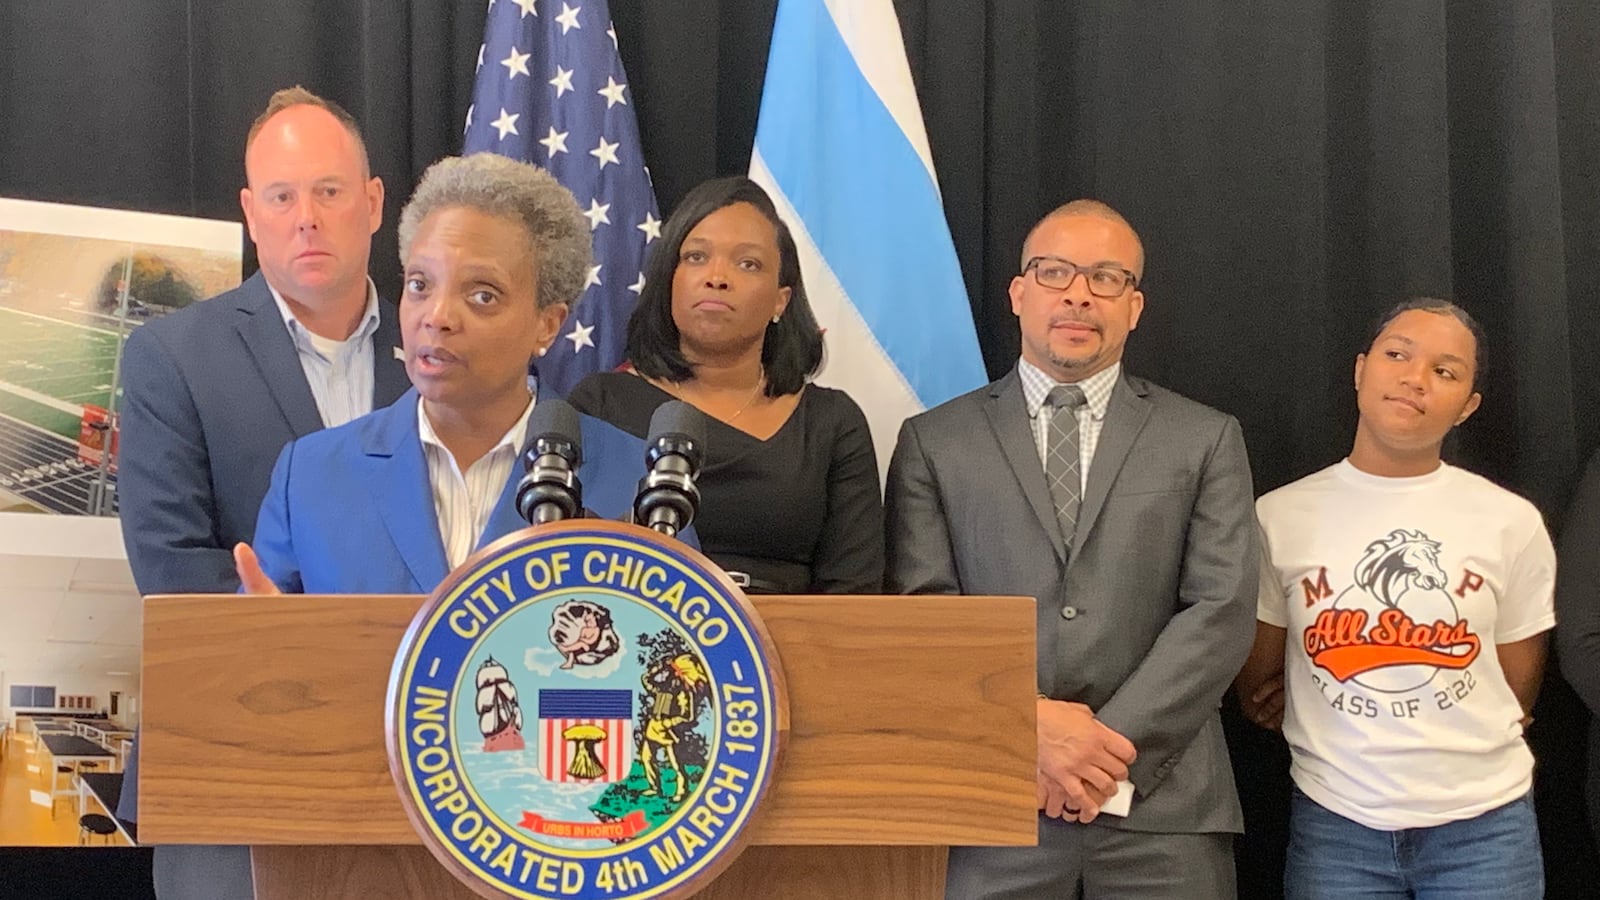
[1036,699,1137,823]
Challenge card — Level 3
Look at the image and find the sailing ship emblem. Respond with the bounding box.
[476,656,525,752]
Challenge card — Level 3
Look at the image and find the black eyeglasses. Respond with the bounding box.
[1023,256,1138,297]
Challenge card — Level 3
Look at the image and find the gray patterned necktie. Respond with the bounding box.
[1045,384,1088,546]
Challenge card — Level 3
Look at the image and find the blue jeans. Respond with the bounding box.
[1285,787,1543,899]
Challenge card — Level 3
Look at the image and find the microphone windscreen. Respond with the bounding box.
[525,398,583,459]
[646,400,708,447]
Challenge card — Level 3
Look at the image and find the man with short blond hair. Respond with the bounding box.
[117,86,408,900]
[244,85,369,165]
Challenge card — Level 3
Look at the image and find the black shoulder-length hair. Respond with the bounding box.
[625,176,823,396]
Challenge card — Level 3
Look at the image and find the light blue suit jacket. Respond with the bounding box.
[250,387,690,594]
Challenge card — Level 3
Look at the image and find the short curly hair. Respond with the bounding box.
[398,153,592,309]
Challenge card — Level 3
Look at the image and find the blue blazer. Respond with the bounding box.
[116,272,407,828]
[250,388,687,594]
[118,271,410,595]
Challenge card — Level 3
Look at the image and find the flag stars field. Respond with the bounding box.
[491,109,519,139]
[637,212,660,241]
[539,126,568,158]
[598,76,628,108]
[465,0,658,394]
[566,321,596,353]
[502,46,531,78]
[556,4,582,34]
[550,66,575,97]
[590,136,619,169]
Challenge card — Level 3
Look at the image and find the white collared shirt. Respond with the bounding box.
[417,396,535,569]
[268,279,381,428]
[1017,358,1121,491]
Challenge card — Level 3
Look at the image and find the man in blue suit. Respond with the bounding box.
[234,152,677,595]
[116,87,407,899]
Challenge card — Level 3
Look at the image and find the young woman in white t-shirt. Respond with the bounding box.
[1236,299,1554,899]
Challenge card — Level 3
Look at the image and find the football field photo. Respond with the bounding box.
[0,199,240,515]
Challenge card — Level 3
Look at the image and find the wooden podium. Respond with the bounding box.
[139,593,1037,899]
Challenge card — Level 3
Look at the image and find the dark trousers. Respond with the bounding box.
[945,814,1236,899]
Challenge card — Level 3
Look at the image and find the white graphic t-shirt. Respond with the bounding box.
[1257,460,1555,830]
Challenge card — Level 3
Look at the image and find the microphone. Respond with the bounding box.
[634,400,706,537]
[516,399,584,526]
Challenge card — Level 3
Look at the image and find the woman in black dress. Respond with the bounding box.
[568,176,883,593]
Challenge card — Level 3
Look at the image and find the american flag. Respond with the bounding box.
[538,689,635,783]
[464,0,661,397]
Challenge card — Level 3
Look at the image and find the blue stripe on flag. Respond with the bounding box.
[538,689,634,718]
[754,0,985,408]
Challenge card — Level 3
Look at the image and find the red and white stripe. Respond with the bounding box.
[539,718,633,783]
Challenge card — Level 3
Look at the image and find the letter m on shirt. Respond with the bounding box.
[1302,567,1333,606]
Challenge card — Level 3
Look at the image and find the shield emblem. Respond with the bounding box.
[537,689,634,783]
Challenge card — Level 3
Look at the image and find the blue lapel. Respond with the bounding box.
[233,273,323,437]
[371,304,411,408]
[480,413,534,549]
[471,394,653,549]
[360,391,450,591]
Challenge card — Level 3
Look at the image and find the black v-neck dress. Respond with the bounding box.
[567,372,884,593]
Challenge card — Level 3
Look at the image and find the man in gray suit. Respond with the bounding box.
[116,87,408,899]
[886,200,1257,898]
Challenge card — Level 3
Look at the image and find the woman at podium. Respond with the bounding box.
[236,153,657,593]
[569,176,883,595]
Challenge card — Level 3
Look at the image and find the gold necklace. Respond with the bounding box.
[667,370,766,422]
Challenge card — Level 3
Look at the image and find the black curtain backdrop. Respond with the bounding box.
[3,1,1599,897]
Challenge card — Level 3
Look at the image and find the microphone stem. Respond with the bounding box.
[530,504,567,526]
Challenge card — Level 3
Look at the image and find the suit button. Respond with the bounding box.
[1061,606,1079,620]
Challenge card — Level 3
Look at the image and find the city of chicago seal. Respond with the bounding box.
[388,520,786,900]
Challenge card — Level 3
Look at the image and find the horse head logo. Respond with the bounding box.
[1353,529,1446,608]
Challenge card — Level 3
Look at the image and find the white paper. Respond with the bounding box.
[1099,780,1135,817]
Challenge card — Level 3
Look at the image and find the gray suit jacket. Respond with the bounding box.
[886,368,1257,834]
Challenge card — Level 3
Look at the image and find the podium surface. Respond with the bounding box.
[141,592,1036,898]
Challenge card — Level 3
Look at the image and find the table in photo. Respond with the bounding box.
[32,724,76,751]
[16,717,53,737]
[39,733,114,814]
[28,723,76,761]
[95,732,134,771]
[76,772,137,845]
[83,723,132,748]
